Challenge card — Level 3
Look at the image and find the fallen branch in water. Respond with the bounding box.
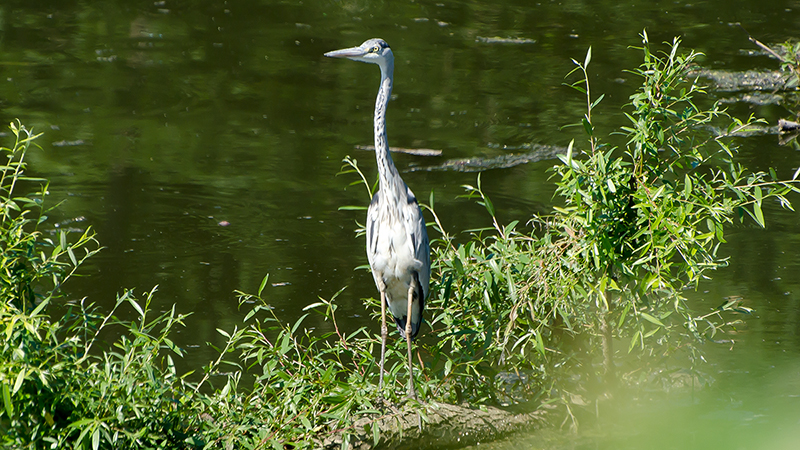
[778,118,800,133]
[355,145,442,157]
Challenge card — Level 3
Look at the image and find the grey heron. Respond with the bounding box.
[325,38,431,399]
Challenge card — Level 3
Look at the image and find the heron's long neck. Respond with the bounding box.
[374,63,403,194]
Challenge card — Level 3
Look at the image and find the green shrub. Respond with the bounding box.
[554,32,798,382]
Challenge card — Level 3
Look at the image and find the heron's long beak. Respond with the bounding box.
[324,46,366,59]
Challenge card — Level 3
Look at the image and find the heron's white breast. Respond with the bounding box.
[370,211,420,285]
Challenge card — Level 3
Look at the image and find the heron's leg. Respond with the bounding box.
[379,290,388,391]
[406,282,417,400]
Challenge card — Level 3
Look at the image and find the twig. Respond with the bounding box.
[748,36,784,61]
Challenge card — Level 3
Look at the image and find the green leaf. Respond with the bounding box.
[92,426,100,450]
[482,195,495,217]
[258,274,270,296]
[184,436,205,446]
[584,46,592,67]
[13,369,26,395]
[639,311,665,327]
[2,383,12,417]
[221,380,231,397]
[565,139,574,166]
[753,203,765,227]
[300,414,312,430]
[534,332,545,356]
[129,300,144,318]
[628,329,642,353]
[303,302,326,311]
[683,174,692,197]
[590,93,605,110]
[67,247,77,266]
[290,313,309,334]
[618,302,631,329]
[30,296,51,317]
[582,117,593,136]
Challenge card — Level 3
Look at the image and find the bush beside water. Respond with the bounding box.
[2,34,799,448]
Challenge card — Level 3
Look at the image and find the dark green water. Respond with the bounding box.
[1,1,799,447]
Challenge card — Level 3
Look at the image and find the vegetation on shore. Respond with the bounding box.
[2,32,799,448]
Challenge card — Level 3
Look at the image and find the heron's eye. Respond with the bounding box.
[372,45,380,53]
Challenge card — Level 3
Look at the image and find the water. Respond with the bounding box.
[1,0,800,447]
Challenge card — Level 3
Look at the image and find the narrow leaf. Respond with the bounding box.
[582,117,593,136]
[639,311,665,327]
[67,247,77,266]
[2,383,12,417]
[129,300,144,318]
[13,369,26,395]
[303,302,326,311]
[628,330,641,353]
[535,332,545,356]
[565,139,574,166]
[258,274,269,297]
[590,95,605,114]
[753,203,765,227]
[483,195,495,217]
[92,426,100,450]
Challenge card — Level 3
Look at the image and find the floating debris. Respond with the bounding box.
[693,69,791,92]
[54,216,86,228]
[476,36,536,45]
[48,216,87,235]
[52,139,87,147]
[710,124,776,138]
[779,119,800,133]
[717,92,784,106]
[407,144,564,172]
[779,119,800,145]
[355,145,442,157]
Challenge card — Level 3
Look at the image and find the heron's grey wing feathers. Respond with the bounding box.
[365,191,382,288]
[405,187,430,302]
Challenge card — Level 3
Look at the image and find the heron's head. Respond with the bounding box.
[324,38,393,71]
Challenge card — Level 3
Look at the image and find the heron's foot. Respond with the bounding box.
[374,395,389,410]
[407,380,419,401]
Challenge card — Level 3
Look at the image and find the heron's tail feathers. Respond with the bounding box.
[393,315,422,340]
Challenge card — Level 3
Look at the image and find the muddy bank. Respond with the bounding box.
[321,402,548,450]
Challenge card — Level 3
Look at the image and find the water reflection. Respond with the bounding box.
[1,0,800,446]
